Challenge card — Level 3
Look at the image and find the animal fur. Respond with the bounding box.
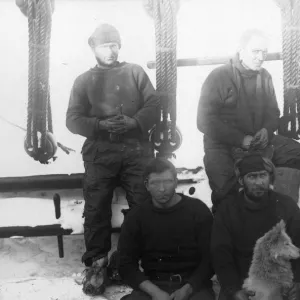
[243,220,300,300]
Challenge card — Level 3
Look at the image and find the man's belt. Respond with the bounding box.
[148,272,189,283]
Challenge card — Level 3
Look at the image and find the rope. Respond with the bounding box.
[275,0,300,138]
[0,114,75,155]
[144,0,180,157]
[18,0,56,163]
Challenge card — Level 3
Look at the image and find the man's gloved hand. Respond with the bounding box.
[241,135,253,150]
[250,128,268,150]
[108,115,137,134]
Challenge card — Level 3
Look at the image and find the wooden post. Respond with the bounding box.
[53,193,64,258]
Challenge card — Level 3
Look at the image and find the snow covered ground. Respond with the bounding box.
[0,0,286,298]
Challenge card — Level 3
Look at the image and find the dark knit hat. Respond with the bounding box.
[88,24,121,48]
[238,153,266,177]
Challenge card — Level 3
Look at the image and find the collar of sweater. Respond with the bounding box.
[241,190,271,211]
[150,193,185,213]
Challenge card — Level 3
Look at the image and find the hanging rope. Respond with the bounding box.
[16,0,57,164]
[145,0,182,158]
[274,0,300,139]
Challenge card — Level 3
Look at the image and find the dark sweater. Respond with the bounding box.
[118,194,214,291]
[66,62,159,139]
[211,190,300,297]
[197,55,280,147]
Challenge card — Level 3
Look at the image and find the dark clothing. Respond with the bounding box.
[197,56,280,146]
[81,139,153,265]
[118,195,214,293]
[197,55,300,209]
[204,134,300,210]
[211,190,300,298]
[66,62,159,266]
[66,62,158,140]
[122,282,214,300]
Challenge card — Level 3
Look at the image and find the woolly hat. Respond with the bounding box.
[238,153,266,177]
[88,24,121,48]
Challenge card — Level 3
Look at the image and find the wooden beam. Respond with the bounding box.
[0,174,198,192]
[147,52,282,69]
[0,224,121,239]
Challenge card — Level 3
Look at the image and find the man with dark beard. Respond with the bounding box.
[66,23,159,295]
[211,153,300,300]
[197,29,300,213]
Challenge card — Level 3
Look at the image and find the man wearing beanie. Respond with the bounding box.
[197,28,300,213]
[66,23,159,295]
[211,153,300,300]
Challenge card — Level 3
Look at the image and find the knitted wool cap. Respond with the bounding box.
[88,24,121,48]
[238,153,266,177]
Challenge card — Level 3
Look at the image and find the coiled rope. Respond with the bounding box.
[16,0,57,164]
[274,0,300,139]
[145,0,182,158]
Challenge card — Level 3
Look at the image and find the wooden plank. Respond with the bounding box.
[0,224,121,239]
[147,52,282,69]
[0,174,197,193]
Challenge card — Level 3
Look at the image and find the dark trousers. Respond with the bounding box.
[203,134,300,211]
[123,281,215,300]
[81,138,153,266]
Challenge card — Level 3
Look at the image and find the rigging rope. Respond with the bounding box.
[274,0,300,139]
[145,0,182,158]
[16,0,57,163]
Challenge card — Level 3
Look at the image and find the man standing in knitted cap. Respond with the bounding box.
[66,23,159,295]
[211,153,300,300]
[197,29,300,213]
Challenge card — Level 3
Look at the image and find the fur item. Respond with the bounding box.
[243,220,300,300]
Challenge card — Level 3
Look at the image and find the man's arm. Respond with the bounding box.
[261,72,280,139]
[186,203,214,292]
[118,210,171,299]
[117,209,148,289]
[132,66,159,136]
[211,203,241,297]
[285,199,300,283]
[197,68,245,147]
[66,76,99,138]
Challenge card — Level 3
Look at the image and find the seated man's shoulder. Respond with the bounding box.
[273,190,299,210]
[182,195,212,216]
[125,199,152,219]
[215,192,240,214]
[203,63,235,87]
[260,67,272,78]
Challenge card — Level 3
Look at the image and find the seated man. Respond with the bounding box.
[197,28,300,212]
[211,153,300,300]
[118,158,214,300]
